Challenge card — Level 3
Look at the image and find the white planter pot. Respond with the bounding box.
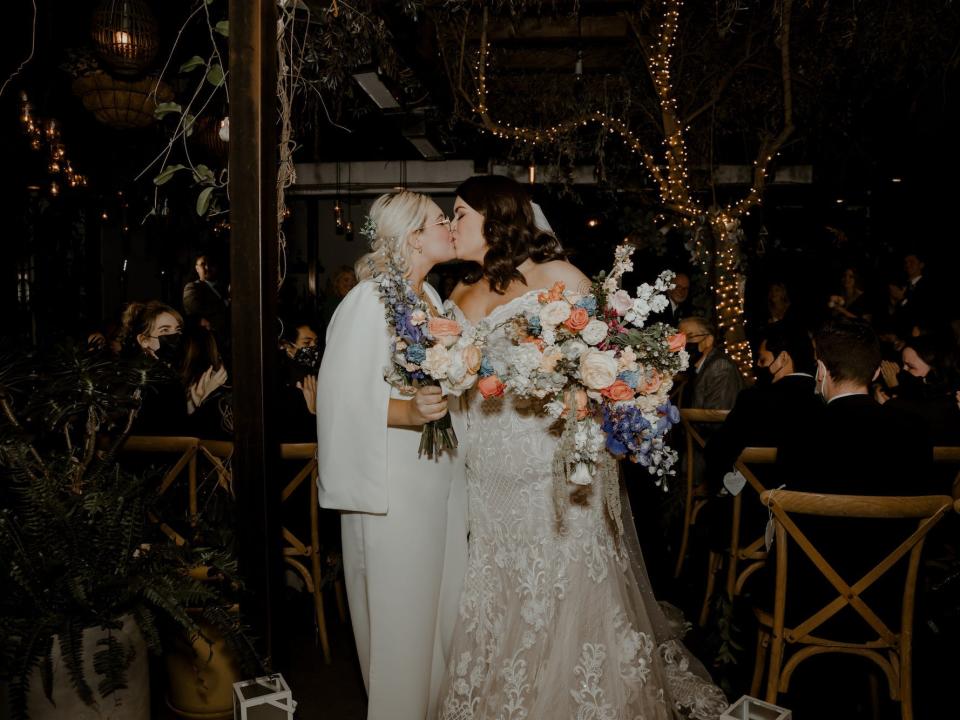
[2,614,150,720]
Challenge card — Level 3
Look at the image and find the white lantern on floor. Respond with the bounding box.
[720,695,792,720]
[233,674,297,720]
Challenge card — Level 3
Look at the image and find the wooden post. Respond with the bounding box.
[228,0,281,663]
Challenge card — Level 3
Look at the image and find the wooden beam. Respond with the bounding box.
[228,0,282,665]
[469,15,629,42]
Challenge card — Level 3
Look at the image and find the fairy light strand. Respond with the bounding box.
[471,0,780,375]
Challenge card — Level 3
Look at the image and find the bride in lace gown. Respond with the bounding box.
[437,176,728,720]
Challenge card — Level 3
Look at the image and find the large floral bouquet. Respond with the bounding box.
[375,256,482,458]
[476,245,688,489]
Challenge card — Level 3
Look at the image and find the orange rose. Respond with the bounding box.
[537,281,566,303]
[563,306,590,332]
[640,369,663,394]
[667,333,686,352]
[428,317,462,347]
[600,380,636,401]
[561,387,590,420]
[462,345,482,374]
[477,375,506,399]
[521,335,546,351]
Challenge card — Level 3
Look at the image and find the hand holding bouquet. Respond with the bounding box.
[376,259,482,458]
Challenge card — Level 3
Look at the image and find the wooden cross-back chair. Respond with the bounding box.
[280,443,346,665]
[697,446,776,626]
[751,489,954,720]
[933,446,960,498]
[674,408,729,579]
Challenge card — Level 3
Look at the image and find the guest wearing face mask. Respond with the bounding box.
[678,316,744,410]
[881,336,960,447]
[699,324,821,552]
[277,318,321,441]
[704,324,819,492]
[778,317,934,495]
[117,301,190,435]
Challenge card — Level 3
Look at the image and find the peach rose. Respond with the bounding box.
[563,306,590,332]
[562,387,590,420]
[667,333,686,352]
[428,317,462,347]
[640,369,663,394]
[537,281,566,303]
[540,348,563,373]
[462,345,482,374]
[600,380,635,401]
[477,375,506,399]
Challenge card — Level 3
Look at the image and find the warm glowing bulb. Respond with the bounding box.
[114,30,132,47]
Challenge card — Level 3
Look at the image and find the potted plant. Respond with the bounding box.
[0,345,257,720]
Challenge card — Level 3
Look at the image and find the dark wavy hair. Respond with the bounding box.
[456,175,565,293]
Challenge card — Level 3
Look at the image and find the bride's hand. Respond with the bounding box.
[409,385,448,425]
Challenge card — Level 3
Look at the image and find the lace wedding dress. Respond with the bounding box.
[438,292,727,720]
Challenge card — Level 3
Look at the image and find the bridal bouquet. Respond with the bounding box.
[476,245,688,488]
[375,256,482,458]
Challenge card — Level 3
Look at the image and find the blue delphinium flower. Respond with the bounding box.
[618,370,640,389]
[406,344,426,363]
[526,313,542,335]
[575,296,598,315]
[479,356,495,377]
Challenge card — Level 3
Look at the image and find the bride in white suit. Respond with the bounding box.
[316,190,467,719]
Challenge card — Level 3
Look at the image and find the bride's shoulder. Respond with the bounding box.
[531,260,591,294]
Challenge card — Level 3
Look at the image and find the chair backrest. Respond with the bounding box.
[679,408,730,487]
[728,447,777,595]
[933,446,960,498]
[759,489,952,647]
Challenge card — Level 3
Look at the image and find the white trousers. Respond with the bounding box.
[341,462,467,720]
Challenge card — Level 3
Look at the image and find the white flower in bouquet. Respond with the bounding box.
[579,349,618,390]
[422,344,452,378]
[542,327,557,346]
[608,289,634,316]
[511,343,544,377]
[580,319,608,346]
[410,309,427,326]
[539,347,563,373]
[561,339,588,361]
[539,300,571,327]
[618,347,639,372]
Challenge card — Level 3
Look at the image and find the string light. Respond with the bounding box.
[472,0,769,375]
[18,92,88,193]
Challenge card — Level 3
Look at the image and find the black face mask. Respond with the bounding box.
[292,345,321,373]
[154,333,184,367]
[686,342,703,364]
[896,370,926,398]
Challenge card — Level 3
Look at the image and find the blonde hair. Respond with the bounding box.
[355,190,434,281]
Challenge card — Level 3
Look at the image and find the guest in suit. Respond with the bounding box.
[182,254,229,337]
[678,316,744,410]
[677,316,745,490]
[767,318,935,634]
[650,271,692,327]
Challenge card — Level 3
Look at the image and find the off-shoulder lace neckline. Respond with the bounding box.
[447,287,545,326]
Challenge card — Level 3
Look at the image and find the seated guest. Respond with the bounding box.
[677,316,745,488]
[699,324,820,552]
[117,301,189,435]
[759,318,936,635]
[779,317,933,494]
[277,318,321,441]
[705,323,819,492]
[678,316,745,410]
[883,335,960,447]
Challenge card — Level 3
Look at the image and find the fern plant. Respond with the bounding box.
[0,344,259,719]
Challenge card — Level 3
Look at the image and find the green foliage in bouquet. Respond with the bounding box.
[0,345,258,720]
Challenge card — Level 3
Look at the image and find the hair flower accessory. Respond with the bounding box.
[360,215,378,242]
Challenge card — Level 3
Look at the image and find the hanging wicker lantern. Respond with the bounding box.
[91,0,159,76]
[72,71,173,129]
